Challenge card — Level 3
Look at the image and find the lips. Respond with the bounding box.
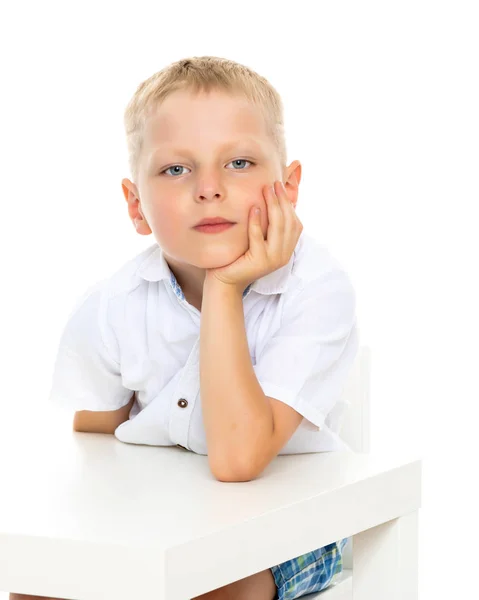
[194,217,235,227]
[194,222,235,234]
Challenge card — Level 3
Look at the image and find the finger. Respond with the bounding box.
[248,203,268,259]
[274,181,296,256]
[275,181,303,260]
[264,182,284,253]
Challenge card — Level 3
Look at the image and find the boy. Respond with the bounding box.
[13,57,358,600]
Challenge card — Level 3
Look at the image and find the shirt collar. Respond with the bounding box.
[137,234,300,301]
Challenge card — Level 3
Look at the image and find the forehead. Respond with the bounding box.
[143,89,271,156]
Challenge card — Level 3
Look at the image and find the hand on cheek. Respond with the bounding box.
[205,180,303,291]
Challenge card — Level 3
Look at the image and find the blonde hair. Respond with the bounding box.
[123,56,287,183]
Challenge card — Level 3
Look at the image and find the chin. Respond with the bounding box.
[192,245,244,269]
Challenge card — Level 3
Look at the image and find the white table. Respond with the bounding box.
[0,406,421,600]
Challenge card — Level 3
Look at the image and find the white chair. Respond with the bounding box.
[0,345,422,599]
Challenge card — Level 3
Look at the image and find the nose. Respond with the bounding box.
[198,192,221,201]
[195,175,225,201]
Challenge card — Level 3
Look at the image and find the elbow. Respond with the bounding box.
[209,455,258,483]
[208,426,272,482]
[213,468,257,483]
[209,439,272,482]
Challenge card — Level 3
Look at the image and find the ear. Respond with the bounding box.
[282,161,302,208]
[121,178,152,235]
[122,177,142,203]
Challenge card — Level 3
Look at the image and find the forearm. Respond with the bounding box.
[199,279,274,479]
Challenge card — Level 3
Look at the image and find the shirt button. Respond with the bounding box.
[178,398,188,408]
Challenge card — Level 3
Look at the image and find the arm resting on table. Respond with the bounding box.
[73,393,135,434]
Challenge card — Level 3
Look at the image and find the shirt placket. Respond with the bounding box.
[168,336,200,450]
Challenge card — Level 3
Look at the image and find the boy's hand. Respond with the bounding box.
[204,181,303,294]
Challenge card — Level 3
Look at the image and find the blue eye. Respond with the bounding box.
[228,159,253,170]
[161,159,254,177]
[163,165,190,177]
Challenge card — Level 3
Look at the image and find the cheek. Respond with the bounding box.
[147,204,184,240]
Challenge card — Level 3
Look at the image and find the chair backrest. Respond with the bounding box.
[333,345,371,572]
[337,345,371,454]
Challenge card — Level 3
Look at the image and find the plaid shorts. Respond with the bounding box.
[270,537,349,600]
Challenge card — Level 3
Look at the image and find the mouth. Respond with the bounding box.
[193,222,236,234]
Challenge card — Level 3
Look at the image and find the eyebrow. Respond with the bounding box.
[149,139,266,160]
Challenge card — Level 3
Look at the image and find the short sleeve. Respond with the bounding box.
[253,269,359,431]
[48,283,134,412]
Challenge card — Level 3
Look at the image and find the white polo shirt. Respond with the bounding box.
[48,230,359,454]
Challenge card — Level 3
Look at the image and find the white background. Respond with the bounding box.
[1,1,478,597]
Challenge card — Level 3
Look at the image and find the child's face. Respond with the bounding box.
[122,88,299,294]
